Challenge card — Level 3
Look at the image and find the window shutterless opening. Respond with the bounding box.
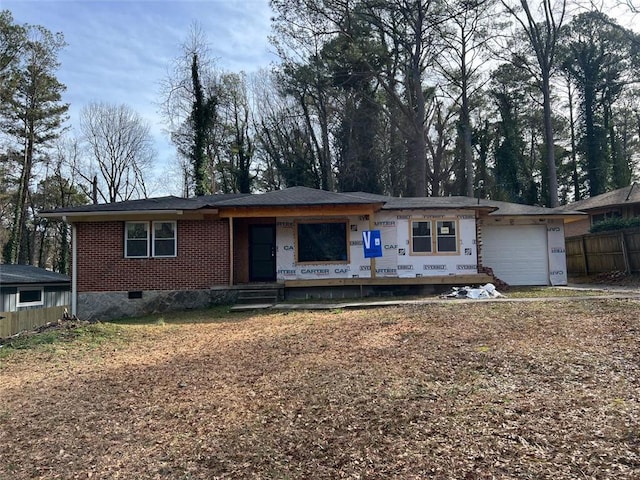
[295,220,349,264]
[17,288,44,307]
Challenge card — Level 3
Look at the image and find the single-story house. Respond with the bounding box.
[1,264,71,312]
[42,187,582,320]
[0,264,71,337]
[562,183,640,237]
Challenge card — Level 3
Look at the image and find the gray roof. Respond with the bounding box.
[1,264,70,285]
[383,196,582,216]
[40,187,581,217]
[480,199,583,216]
[40,193,250,215]
[213,186,386,207]
[383,196,493,211]
[560,183,640,212]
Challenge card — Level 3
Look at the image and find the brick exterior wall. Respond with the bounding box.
[75,218,230,292]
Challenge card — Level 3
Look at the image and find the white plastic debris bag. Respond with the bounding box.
[444,283,503,299]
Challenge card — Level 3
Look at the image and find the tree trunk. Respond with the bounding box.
[5,128,34,264]
[405,62,427,197]
[541,73,558,207]
[567,80,580,201]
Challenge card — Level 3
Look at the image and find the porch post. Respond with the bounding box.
[368,210,376,279]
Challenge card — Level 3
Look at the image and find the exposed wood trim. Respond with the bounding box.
[368,211,376,279]
[218,204,379,218]
[284,274,492,288]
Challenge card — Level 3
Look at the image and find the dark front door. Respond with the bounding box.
[249,224,276,282]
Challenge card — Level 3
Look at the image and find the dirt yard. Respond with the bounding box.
[1,299,639,479]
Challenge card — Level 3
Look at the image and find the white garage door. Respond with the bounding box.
[482,225,549,286]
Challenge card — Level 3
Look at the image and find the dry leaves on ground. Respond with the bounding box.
[1,299,639,479]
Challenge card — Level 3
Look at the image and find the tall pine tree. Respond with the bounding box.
[1,23,68,264]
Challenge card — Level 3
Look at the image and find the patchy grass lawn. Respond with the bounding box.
[1,300,639,479]
[504,286,624,298]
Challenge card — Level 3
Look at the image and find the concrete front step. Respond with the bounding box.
[235,288,280,305]
[236,296,279,304]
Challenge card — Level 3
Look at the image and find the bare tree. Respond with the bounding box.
[78,102,154,203]
[436,0,500,196]
[501,0,567,207]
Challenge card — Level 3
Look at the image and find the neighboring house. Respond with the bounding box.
[0,264,71,337]
[0,264,70,312]
[42,187,582,320]
[562,183,640,237]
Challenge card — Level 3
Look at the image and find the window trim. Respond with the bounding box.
[17,287,44,307]
[294,219,350,265]
[435,219,459,254]
[152,221,177,258]
[409,218,460,255]
[410,220,432,254]
[124,221,150,258]
[124,221,178,258]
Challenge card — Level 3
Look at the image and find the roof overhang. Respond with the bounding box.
[41,208,220,222]
[218,203,382,218]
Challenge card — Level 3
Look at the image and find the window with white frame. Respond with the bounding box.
[411,219,459,254]
[125,222,150,258]
[125,221,177,258]
[152,221,177,257]
[17,287,44,307]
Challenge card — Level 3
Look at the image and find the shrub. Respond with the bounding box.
[590,216,640,233]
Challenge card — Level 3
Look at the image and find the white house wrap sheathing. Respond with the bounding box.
[274,210,479,281]
[480,219,567,286]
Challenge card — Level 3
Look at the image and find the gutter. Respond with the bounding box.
[44,209,188,219]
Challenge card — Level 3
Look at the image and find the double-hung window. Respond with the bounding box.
[125,221,176,258]
[410,219,459,254]
[411,221,432,253]
[436,220,457,253]
[152,221,177,257]
[125,222,150,258]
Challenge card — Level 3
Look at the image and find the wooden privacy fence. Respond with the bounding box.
[566,227,640,276]
[0,305,68,338]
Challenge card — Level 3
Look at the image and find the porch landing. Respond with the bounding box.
[282,274,493,288]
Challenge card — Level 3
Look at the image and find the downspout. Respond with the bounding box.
[228,217,234,286]
[71,221,77,317]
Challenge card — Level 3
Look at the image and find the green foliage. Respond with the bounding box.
[0,323,123,360]
[0,19,68,264]
[0,10,26,77]
[560,11,640,197]
[190,53,213,196]
[589,216,640,233]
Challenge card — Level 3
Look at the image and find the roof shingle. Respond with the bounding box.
[560,183,640,212]
[1,264,70,285]
[40,187,582,217]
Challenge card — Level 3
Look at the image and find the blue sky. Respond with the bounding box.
[2,0,277,195]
